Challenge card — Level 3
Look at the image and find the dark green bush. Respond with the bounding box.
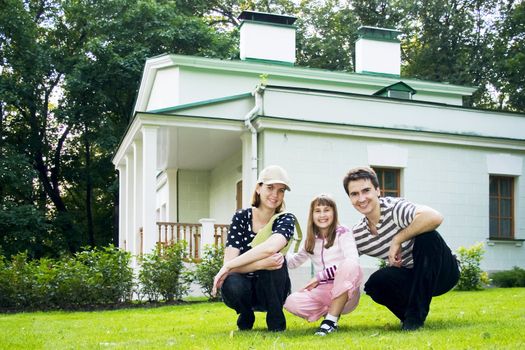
[138,242,191,302]
[193,245,224,301]
[491,266,525,287]
[456,243,490,291]
[0,245,133,310]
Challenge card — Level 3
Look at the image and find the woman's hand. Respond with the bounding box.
[302,277,319,291]
[212,265,230,297]
[257,253,284,270]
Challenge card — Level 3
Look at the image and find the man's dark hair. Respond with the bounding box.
[343,166,380,195]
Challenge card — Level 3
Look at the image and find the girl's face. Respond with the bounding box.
[257,183,286,210]
[312,204,334,232]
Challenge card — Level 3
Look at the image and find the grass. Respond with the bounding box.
[0,288,523,349]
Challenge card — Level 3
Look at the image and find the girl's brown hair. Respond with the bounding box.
[305,194,339,254]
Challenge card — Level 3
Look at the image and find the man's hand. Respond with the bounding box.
[388,238,403,267]
[302,277,319,291]
[212,265,230,297]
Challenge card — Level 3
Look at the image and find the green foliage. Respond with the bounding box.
[0,246,133,310]
[455,242,489,291]
[192,245,224,301]
[138,242,191,302]
[490,266,525,288]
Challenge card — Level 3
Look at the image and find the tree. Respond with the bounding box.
[0,0,237,257]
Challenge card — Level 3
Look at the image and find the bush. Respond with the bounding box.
[456,242,489,291]
[193,245,224,301]
[0,245,133,310]
[138,242,191,302]
[491,266,525,287]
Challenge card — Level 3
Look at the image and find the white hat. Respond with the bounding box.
[257,165,291,191]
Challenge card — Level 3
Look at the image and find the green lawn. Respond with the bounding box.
[1,288,523,349]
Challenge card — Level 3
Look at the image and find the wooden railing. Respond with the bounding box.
[138,222,229,260]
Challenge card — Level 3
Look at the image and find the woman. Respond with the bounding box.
[284,194,362,336]
[212,165,297,332]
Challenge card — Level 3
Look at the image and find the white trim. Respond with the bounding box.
[253,117,525,151]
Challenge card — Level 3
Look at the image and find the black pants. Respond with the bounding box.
[364,230,460,324]
[221,262,291,331]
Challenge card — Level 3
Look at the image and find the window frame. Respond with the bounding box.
[489,175,515,240]
[374,167,401,198]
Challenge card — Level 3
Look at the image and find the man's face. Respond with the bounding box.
[347,178,381,216]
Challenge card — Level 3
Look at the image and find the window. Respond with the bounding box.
[375,168,401,197]
[489,176,514,239]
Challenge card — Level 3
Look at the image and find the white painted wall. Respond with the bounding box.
[209,150,243,224]
[258,129,525,271]
[240,21,296,64]
[147,67,180,111]
[355,38,400,76]
[178,170,210,223]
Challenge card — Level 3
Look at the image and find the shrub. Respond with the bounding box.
[0,245,133,310]
[193,245,224,301]
[138,242,191,302]
[456,242,489,291]
[491,266,525,287]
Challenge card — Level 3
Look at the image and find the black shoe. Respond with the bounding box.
[315,319,338,336]
[237,311,255,330]
[266,310,286,332]
[401,318,424,331]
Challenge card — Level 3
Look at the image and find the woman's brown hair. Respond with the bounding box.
[305,194,339,254]
[251,183,285,213]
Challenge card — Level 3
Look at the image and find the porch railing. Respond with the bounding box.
[138,221,229,260]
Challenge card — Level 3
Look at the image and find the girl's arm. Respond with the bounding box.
[286,243,309,269]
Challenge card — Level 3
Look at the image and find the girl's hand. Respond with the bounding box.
[302,277,319,291]
[212,265,230,297]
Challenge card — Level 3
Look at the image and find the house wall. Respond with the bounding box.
[176,68,442,108]
[209,150,243,224]
[258,129,525,271]
[147,67,180,111]
[178,170,210,223]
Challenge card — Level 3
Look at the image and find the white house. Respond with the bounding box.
[112,11,525,282]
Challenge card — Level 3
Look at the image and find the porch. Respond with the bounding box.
[131,221,230,261]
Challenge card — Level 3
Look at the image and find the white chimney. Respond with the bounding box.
[355,26,402,76]
[238,11,297,65]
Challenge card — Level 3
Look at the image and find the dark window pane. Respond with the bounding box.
[489,218,498,236]
[500,199,512,217]
[500,219,512,238]
[384,191,397,197]
[500,178,512,196]
[490,198,498,217]
[489,177,498,194]
[384,171,396,189]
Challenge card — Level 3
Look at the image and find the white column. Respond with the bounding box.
[199,218,217,256]
[142,126,159,254]
[132,140,143,256]
[125,153,135,255]
[117,163,127,250]
[241,132,255,207]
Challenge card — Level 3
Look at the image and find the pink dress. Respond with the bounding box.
[284,226,363,322]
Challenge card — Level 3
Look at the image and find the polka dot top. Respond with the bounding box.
[226,208,296,255]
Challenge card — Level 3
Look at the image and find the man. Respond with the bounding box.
[343,166,459,331]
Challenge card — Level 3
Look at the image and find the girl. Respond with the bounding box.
[212,165,297,332]
[284,194,362,336]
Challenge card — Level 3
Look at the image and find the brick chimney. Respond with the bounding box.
[355,26,402,76]
[238,10,297,65]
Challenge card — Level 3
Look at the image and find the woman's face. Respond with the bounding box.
[257,183,286,210]
[312,204,334,232]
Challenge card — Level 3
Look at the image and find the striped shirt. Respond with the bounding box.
[352,197,417,268]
